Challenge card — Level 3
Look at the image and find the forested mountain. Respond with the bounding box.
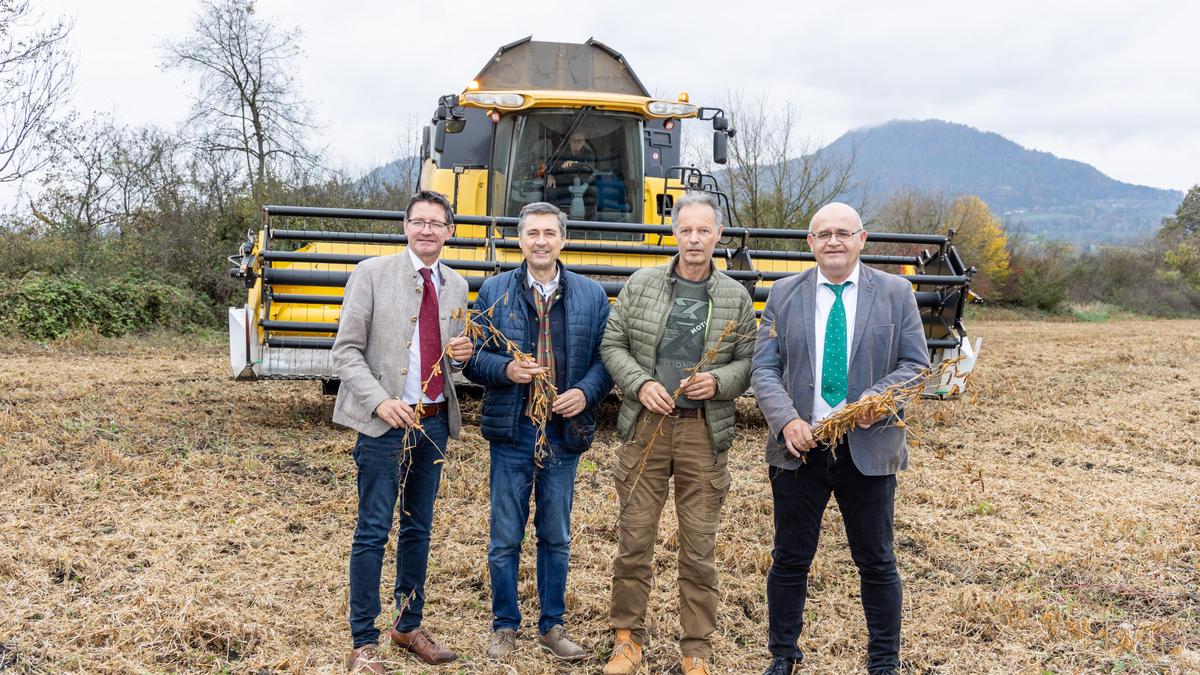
[824,119,1183,244]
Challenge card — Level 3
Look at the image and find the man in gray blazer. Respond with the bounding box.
[751,203,930,675]
[333,190,474,673]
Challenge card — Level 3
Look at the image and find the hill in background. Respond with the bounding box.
[824,119,1182,245]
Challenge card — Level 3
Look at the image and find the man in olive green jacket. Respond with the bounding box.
[599,190,757,675]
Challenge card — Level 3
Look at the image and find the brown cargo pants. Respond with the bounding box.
[609,410,732,659]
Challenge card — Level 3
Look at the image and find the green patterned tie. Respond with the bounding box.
[821,282,849,407]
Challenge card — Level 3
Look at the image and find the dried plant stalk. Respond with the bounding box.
[620,320,754,514]
[455,291,560,466]
[811,355,968,452]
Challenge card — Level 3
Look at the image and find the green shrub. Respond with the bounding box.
[1068,248,1200,317]
[1007,245,1071,311]
[1069,302,1117,322]
[0,274,218,341]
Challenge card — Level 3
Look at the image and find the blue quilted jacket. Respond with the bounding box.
[463,263,613,453]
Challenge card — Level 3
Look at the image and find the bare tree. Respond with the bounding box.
[721,90,860,237]
[32,116,121,244]
[390,115,424,196]
[33,118,192,242]
[0,0,73,183]
[870,187,950,231]
[163,0,318,204]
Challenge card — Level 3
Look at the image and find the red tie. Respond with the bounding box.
[418,267,444,401]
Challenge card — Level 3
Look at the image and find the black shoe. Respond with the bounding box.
[762,656,799,675]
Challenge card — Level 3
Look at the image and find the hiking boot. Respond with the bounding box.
[681,655,714,675]
[602,628,642,674]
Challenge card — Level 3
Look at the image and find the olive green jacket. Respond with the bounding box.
[600,257,757,452]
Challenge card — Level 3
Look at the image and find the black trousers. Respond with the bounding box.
[766,444,901,673]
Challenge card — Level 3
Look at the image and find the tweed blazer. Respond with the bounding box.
[600,256,757,453]
[751,264,930,475]
[331,250,468,438]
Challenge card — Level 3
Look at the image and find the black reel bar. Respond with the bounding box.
[230,204,976,352]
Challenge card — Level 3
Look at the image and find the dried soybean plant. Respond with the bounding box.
[620,320,756,512]
[401,299,504,461]
[391,299,514,509]
[510,345,558,465]
[455,293,560,466]
[811,354,969,450]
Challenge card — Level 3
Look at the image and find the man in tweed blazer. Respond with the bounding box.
[333,190,474,673]
[751,203,930,675]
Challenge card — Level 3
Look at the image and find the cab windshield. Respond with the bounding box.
[492,110,643,235]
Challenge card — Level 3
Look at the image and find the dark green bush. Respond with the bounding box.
[0,274,218,341]
[1002,244,1072,312]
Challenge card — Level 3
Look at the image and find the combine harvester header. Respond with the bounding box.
[227,38,980,398]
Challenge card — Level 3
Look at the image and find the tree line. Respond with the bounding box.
[701,91,1200,318]
[1,1,1198,341]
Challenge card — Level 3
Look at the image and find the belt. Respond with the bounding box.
[415,401,447,418]
[667,407,705,419]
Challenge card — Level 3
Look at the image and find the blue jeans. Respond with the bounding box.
[348,413,448,648]
[488,419,580,634]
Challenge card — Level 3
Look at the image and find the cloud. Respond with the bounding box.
[24,0,1200,193]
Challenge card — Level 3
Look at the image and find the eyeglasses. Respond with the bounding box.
[811,228,863,243]
[407,219,449,232]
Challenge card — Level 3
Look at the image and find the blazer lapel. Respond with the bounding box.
[848,265,877,366]
[397,247,416,276]
[388,248,418,316]
[800,271,818,382]
[397,247,418,306]
[436,261,453,343]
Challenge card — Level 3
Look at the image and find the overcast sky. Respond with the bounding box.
[21,0,1200,205]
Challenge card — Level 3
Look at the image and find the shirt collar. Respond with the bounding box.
[816,262,860,289]
[526,264,562,298]
[407,247,440,281]
[669,255,715,285]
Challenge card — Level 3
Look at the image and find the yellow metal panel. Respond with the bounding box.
[458,90,698,118]
[427,168,490,224]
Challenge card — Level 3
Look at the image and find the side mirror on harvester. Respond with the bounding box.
[713,130,728,165]
[434,123,446,154]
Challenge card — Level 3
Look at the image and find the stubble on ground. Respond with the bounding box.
[0,320,1198,673]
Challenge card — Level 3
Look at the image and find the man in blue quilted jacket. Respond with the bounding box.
[463,201,612,663]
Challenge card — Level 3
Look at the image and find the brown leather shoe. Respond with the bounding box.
[346,644,385,674]
[390,627,457,665]
[681,655,715,675]
[602,628,642,674]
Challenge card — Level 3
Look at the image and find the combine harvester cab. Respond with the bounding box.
[227,37,980,398]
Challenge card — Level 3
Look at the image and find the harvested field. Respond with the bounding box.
[1,320,1199,674]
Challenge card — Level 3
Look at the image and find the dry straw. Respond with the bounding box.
[812,354,968,450]
[2,321,1200,672]
[461,293,560,465]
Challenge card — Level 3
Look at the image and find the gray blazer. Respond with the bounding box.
[331,250,468,439]
[751,264,930,475]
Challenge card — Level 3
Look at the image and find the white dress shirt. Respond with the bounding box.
[811,262,860,424]
[526,266,562,299]
[403,247,445,405]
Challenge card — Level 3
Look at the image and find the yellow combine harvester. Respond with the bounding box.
[228,38,980,397]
